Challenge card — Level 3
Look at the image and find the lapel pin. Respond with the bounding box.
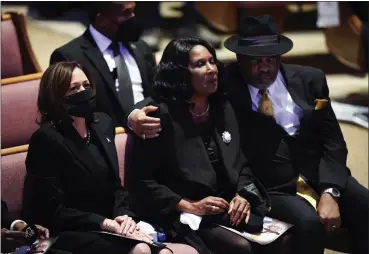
[222,131,231,144]
[106,137,111,143]
[131,44,136,49]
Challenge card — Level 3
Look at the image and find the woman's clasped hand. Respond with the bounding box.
[189,195,251,226]
[228,194,251,226]
[100,216,153,243]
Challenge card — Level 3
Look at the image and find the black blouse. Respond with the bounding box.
[196,119,229,194]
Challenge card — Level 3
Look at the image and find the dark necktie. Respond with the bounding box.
[109,42,134,110]
[258,89,275,119]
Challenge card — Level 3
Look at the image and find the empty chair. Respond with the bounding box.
[1,12,41,79]
[1,73,42,149]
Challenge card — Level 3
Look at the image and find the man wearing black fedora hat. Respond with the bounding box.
[223,15,369,254]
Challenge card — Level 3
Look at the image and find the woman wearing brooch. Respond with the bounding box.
[126,38,287,254]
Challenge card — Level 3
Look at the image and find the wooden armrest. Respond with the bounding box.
[1,72,43,86]
[349,15,362,36]
[1,127,126,156]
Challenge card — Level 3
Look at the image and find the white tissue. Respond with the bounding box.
[137,221,158,241]
[180,212,203,231]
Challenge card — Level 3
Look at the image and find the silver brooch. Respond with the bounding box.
[222,131,231,144]
[106,137,111,143]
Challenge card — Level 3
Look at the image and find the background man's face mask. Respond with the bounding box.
[116,16,143,43]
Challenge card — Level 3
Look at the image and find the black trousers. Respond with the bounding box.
[48,250,73,254]
[50,231,140,254]
[269,176,369,254]
[196,224,292,254]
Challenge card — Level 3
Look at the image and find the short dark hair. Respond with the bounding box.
[37,61,95,124]
[153,37,225,107]
[87,2,112,23]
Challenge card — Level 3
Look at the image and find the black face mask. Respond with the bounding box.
[116,16,143,43]
[65,89,96,118]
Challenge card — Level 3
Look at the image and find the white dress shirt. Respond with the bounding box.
[89,25,144,104]
[248,71,304,135]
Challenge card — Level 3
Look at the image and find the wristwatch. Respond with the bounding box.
[323,188,340,201]
[21,224,38,245]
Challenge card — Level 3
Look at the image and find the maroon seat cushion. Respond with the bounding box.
[115,133,128,186]
[1,151,27,216]
[1,19,23,78]
[1,79,40,149]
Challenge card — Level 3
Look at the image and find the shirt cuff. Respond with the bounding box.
[127,109,140,130]
[10,220,26,231]
[320,183,341,193]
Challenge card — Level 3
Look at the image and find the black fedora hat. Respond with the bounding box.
[224,15,293,56]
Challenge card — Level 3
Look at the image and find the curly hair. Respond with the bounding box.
[153,37,226,110]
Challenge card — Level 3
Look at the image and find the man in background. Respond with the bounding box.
[50,1,156,127]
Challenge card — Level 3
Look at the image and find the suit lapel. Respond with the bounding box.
[59,124,102,183]
[172,121,218,191]
[90,121,119,174]
[167,103,220,190]
[81,30,128,113]
[280,64,314,129]
[213,110,238,190]
[214,130,234,182]
[228,63,252,110]
[127,43,148,90]
[81,30,114,89]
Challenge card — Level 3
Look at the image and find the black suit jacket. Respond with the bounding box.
[2,200,18,229]
[21,113,136,233]
[126,98,257,228]
[50,29,156,127]
[224,62,350,193]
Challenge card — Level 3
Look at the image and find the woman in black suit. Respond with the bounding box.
[126,38,290,254]
[21,61,198,254]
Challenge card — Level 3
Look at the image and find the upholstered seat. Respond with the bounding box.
[1,12,41,79]
[1,14,24,78]
[1,73,42,149]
